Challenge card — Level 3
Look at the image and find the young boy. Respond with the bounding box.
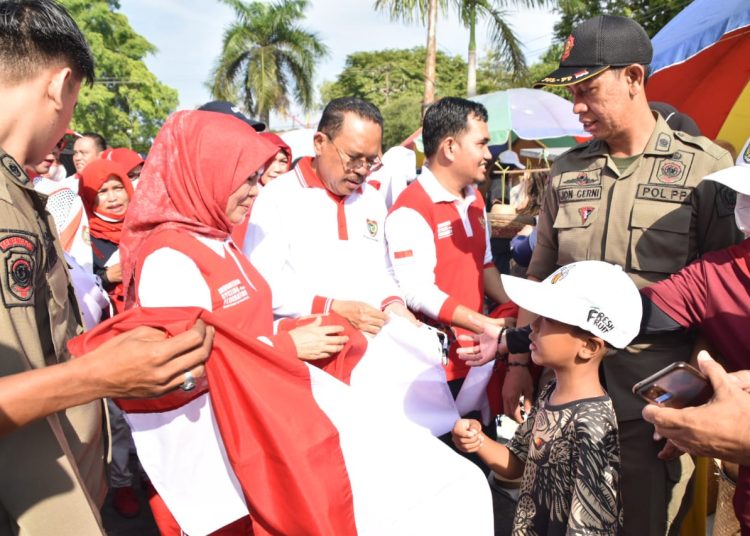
[452,260,642,535]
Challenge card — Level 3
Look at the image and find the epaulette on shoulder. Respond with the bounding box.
[673,131,728,161]
[566,138,594,154]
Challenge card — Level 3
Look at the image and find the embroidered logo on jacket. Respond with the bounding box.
[657,160,684,184]
[366,219,378,237]
[563,172,597,186]
[578,206,595,224]
[0,231,37,307]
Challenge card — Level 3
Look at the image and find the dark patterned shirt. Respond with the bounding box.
[507,381,622,535]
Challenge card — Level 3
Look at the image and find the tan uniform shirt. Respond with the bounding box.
[528,116,741,421]
[0,150,105,535]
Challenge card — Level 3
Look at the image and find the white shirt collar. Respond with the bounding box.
[418,166,476,205]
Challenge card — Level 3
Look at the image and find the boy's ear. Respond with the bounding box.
[578,335,605,362]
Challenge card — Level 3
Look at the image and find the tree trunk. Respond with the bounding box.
[422,0,438,116]
[467,2,477,97]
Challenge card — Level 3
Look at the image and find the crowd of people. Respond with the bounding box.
[1,1,749,535]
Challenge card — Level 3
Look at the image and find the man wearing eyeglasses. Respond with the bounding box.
[243,97,415,333]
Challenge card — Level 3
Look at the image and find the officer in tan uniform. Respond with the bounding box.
[501,15,742,536]
[0,2,212,534]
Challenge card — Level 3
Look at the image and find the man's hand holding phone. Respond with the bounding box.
[641,352,750,466]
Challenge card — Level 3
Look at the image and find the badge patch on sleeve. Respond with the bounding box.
[0,230,38,307]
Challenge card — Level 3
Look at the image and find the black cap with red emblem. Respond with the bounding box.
[533,15,652,88]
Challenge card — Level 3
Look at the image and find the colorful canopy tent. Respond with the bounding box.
[472,88,588,144]
[649,0,750,151]
[401,88,588,155]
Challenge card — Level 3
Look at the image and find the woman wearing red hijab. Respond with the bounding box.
[103,147,145,186]
[80,158,134,315]
[258,132,291,185]
[119,110,347,535]
[230,132,292,246]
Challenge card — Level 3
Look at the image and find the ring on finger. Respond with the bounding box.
[181,370,196,392]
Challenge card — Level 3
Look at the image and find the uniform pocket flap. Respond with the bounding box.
[631,201,691,233]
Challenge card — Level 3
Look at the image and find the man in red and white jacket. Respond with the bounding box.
[386,98,510,416]
[244,97,415,332]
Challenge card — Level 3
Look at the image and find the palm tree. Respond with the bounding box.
[461,0,552,97]
[210,0,328,127]
[375,0,447,114]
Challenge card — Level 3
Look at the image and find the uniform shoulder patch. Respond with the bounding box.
[0,155,28,185]
[0,230,38,307]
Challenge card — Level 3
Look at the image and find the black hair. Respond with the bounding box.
[516,170,549,217]
[317,97,384,139]
[0,0,95,85]
[79,131,107,152]
[422,97,488,158]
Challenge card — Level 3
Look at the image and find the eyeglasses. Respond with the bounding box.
[55,138,67,151]
[324,133,382,174]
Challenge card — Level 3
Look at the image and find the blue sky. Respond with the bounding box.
[119,1,558,129]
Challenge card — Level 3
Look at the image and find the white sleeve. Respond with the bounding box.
[368,196,404,308]
[484,208,493,266]
[385,207,451,319]
[138,248,212,310]
[244,187,317,317]
[378,246,404,308]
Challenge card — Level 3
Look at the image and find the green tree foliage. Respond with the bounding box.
[477,43,569,98]
[554,0,691,39]
[320,48,469,148]
[209,0,328,128]
[374,0,447,109]
[59,0,178,154]
[459,0,552,96]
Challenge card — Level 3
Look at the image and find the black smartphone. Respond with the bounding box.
[632,361,713,409]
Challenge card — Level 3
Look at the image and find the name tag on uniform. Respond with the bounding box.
[558,186,602,204]
[636,184,693,204]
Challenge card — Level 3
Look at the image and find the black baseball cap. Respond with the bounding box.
[198,100,266,132]
[534,15,652,88]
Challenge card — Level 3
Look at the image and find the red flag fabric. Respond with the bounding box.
[68,306,357,536]
[277,314,367,384]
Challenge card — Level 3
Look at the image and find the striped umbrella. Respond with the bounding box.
[648,0,750,151]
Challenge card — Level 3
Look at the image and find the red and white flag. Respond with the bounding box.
[69,307,493,536]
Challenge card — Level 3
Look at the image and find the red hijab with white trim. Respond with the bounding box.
[103,147,145,175]
[259,132,292,161]
[120,109,277,299]
[79,158,134,244]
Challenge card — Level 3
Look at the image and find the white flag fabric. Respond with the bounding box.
[309,363,493,535]
[351,315,495,436]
